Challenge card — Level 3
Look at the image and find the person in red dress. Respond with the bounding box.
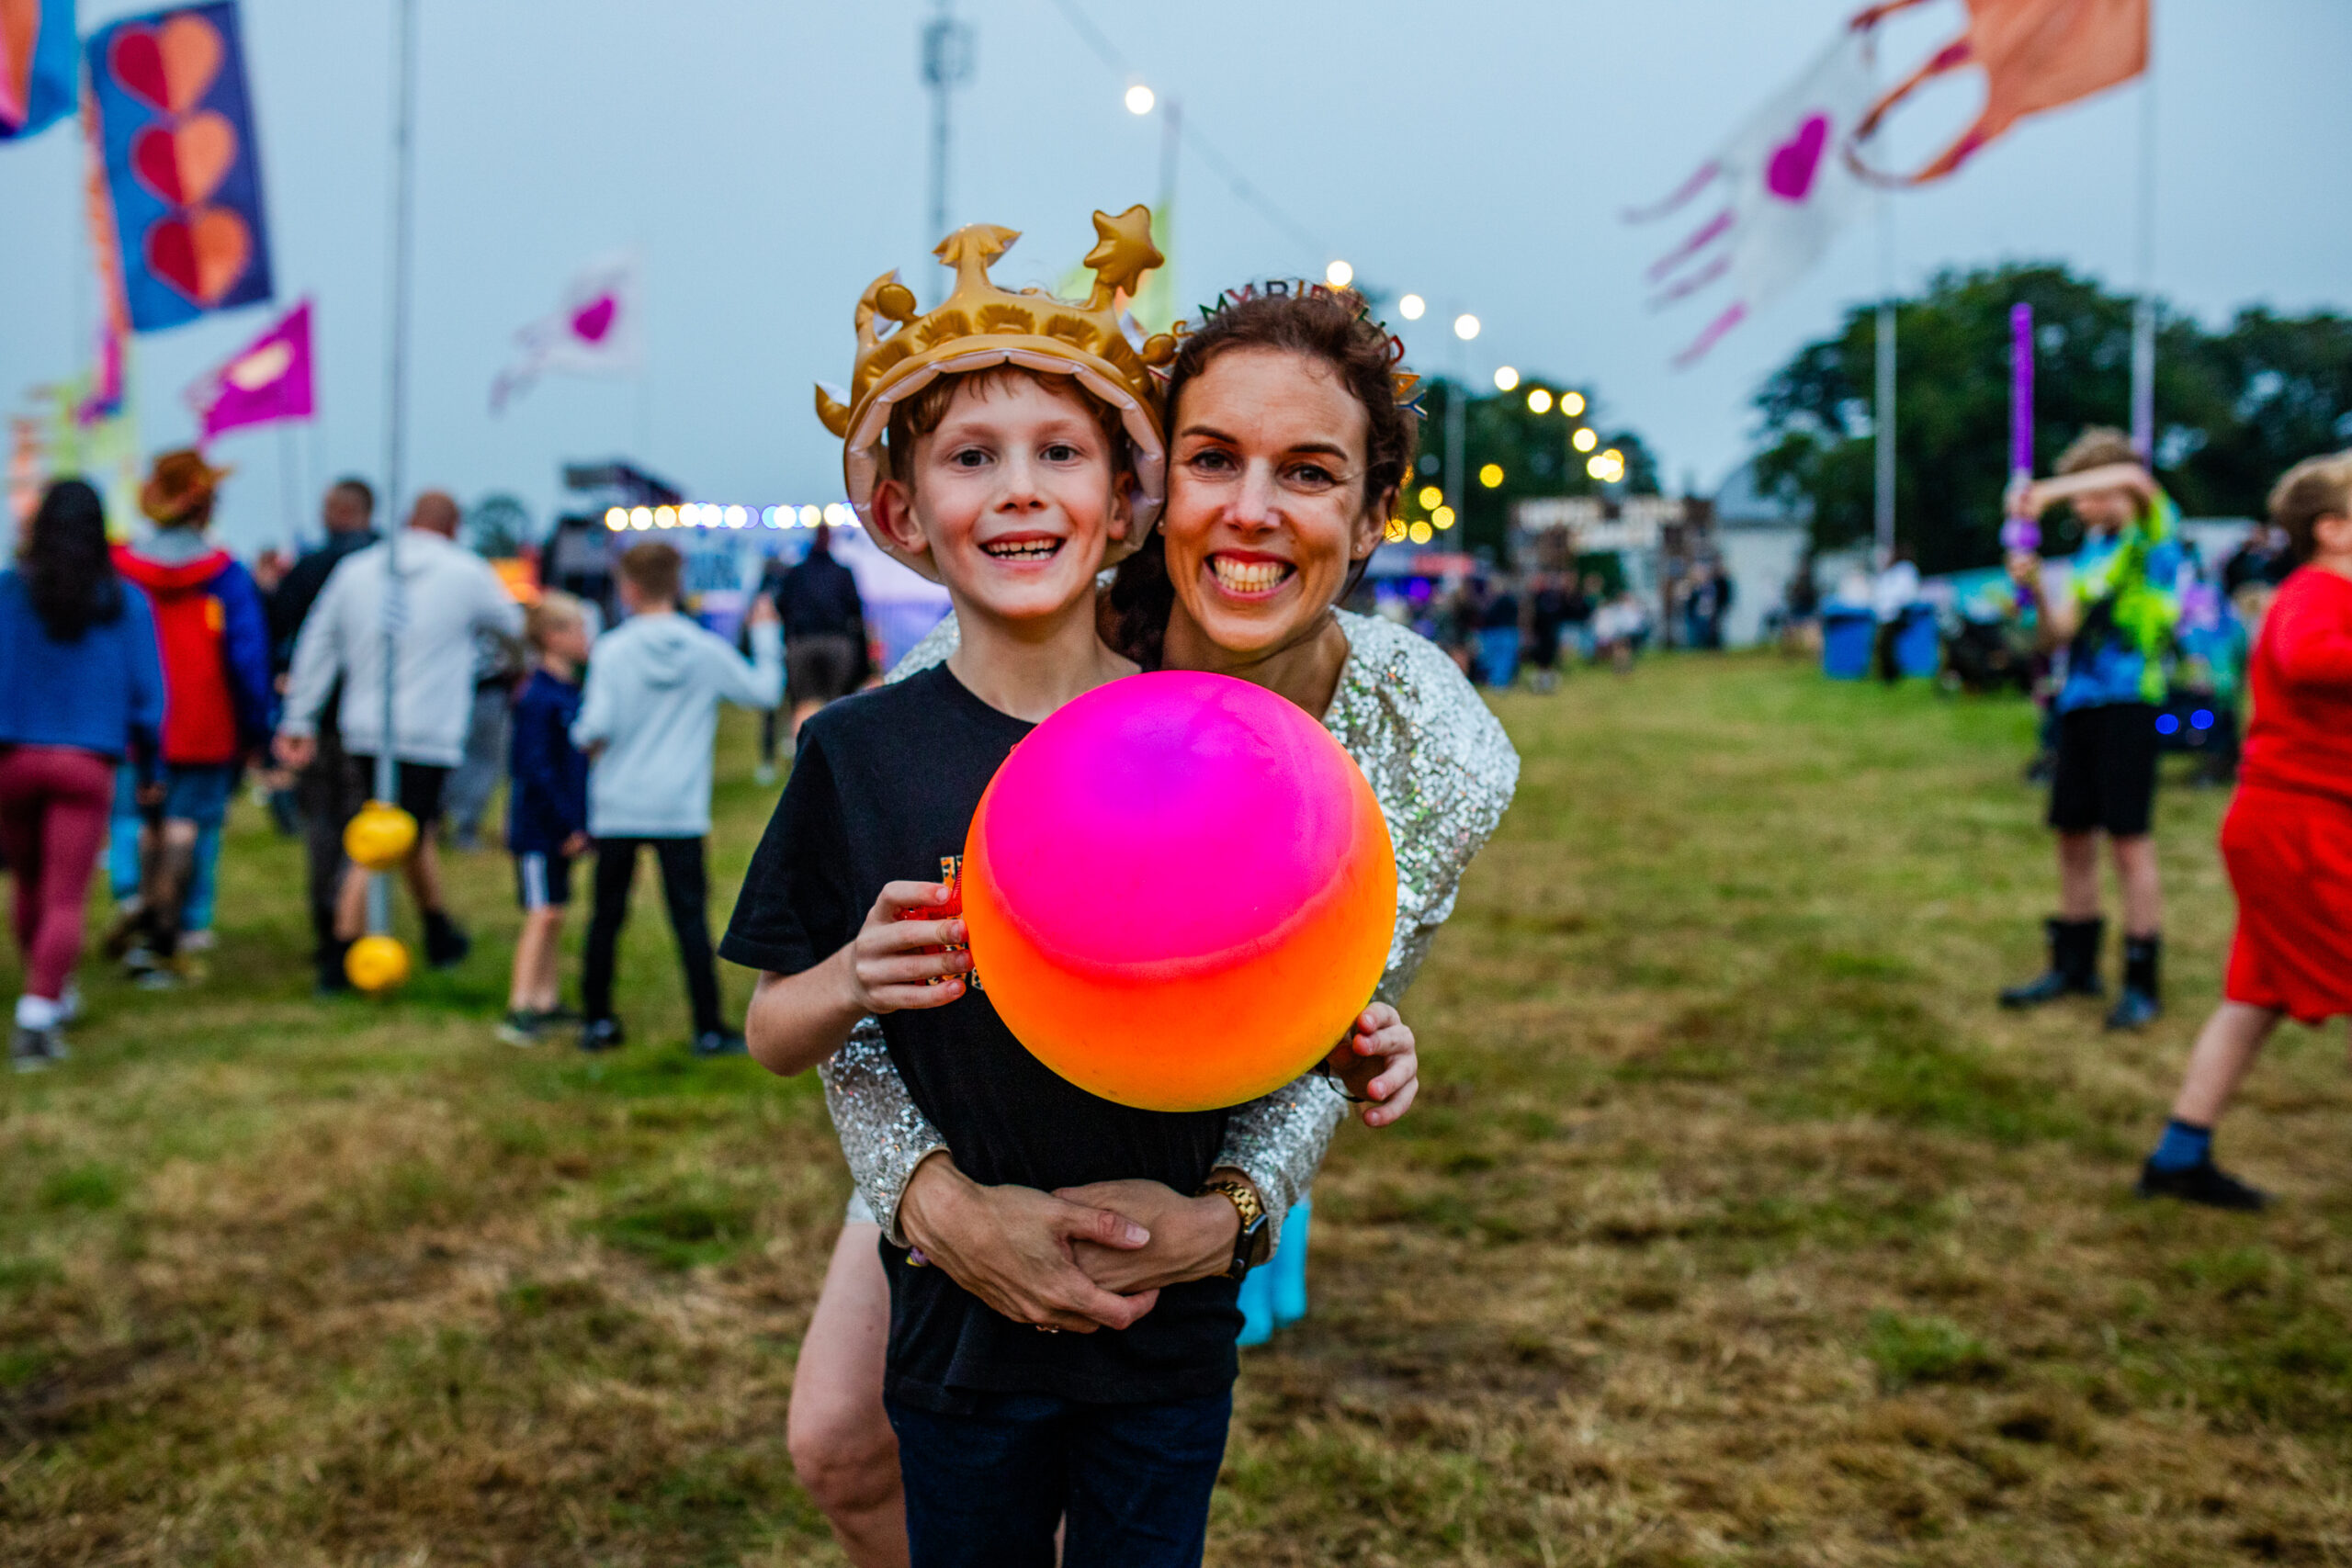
[2138,452,2352,1210]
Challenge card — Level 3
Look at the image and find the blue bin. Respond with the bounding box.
[1894,604,1940,679]
[1822,608,1875,680]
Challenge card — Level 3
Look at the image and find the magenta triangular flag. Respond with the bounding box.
[190,299,315,438]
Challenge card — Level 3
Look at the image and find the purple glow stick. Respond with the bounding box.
[2002,302,2040,552]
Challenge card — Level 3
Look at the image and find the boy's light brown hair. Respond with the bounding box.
[2268,450,2352,566]
[618,541,683,604]
[881,367,1130,496]
[524,590,585,654]
[2055,426,2144,477]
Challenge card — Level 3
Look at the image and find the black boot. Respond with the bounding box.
[1999,917,2105,1009]
[2105,934,2163,1031]
[423,908,471,970]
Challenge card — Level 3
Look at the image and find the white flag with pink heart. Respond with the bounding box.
[1628,26,1873,367]
[492,253,642,412]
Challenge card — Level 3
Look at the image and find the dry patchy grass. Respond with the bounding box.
[4,656,2349,1565]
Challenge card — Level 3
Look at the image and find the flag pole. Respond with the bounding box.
[1873,189,1896,567]
[373,0,420,941]
[2128,26,2157,460]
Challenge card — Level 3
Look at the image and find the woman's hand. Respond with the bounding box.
[840,881,970,1015]
[898,1154,1160,1334]
[1322,1001,1419,1127]
[1057,1179,1239,1294]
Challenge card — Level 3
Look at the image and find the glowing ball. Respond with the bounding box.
[344,801,418,871]
[345,933,412,993]
[962,671,1396,1112]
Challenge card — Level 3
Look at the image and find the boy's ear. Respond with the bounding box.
[868,478,935,570]
[1105,470,1136,544]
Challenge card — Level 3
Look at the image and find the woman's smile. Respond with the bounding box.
[1205,551,1296,599]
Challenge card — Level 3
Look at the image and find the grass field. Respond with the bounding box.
[5,652,2350,1566]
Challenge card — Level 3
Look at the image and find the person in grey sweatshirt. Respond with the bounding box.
[571,540,782,1055]
[277,491,525,977]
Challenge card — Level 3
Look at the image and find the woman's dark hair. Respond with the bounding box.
[1103,286,1420,668]
[21,479,126,642]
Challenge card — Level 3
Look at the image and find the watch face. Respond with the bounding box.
[1242,1213,1272,1266]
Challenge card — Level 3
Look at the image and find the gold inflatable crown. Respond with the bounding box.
[819,206,1178,580]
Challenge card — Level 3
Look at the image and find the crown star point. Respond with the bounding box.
[1082,205,1162,299]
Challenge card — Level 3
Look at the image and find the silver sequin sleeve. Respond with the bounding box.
[819,607,1520,1249]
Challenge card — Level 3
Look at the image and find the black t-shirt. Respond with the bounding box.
[719,663,1240,1413]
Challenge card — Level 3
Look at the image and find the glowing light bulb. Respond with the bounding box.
[1526,389,1554,414]
[605,507,626,531]
[726,504,749,529]
[1431,505,1456,529]
[1560,390,1586,417]
[1417,484,1444,511]
[1125,84,1155,116]
[1492,366,1519,391]
[1408,520,1434,545]
[1572,427,1599,454]
[1397,294,1426,321]
[1453,313,1480,342]
[1384,518,1408,543]
[824,502,852,526]
[629,506,652,530]
[653,506,677,529]
[799,504,822,527]
[762,506,781,528]
[1479,463,1505,489]
[1324,259,1354,288]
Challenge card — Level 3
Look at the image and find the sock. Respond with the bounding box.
[16,995,61,1030]
[2149,1118,2213,1172]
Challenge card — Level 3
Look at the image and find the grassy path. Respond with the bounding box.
[5,654,2347,1565]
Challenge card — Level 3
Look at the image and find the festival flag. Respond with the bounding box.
[0,0,77,142]
[1853,0,2149,184]
[85,2,276,333]
[492,254,642,412]
[1627,26,1874,367]
[187,297,311,437]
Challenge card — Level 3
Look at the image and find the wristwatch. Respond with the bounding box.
[1200,1175,1271,1280]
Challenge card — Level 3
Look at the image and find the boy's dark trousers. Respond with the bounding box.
[582,836,722,1036]
[886,1389,1232,1568]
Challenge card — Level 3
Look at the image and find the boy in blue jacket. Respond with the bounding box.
[500,592,593,1045]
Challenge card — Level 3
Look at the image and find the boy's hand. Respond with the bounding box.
[273,732,315,771]
[837,881,971,1014]
[899,1155,1159,1334]
[746,595,780,629]
[562,831,591,857]
[1057,1179,1238,1293]
[1322,1002,1419,1127]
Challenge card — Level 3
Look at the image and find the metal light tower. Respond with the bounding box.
[922,0,973,242]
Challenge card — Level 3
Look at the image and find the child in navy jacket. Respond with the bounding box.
[500,593,593,1045]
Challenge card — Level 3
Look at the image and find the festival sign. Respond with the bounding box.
[0,0,77,142]
[85,2,276,332]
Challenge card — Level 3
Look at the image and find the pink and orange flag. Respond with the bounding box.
[1854,0,2149,184]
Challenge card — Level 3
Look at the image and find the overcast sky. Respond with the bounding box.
[3,0,2346,551]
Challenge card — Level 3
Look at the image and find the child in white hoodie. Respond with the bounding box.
[571,541,783,1054]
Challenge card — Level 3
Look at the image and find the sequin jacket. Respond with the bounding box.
[820,608,1520,1248]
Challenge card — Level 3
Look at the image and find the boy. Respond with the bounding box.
[110,450,272,986]
[722,219,1247,1566]
[2000,429,2184,1029]
[500,592,593,1046]
[571,542,780,1055]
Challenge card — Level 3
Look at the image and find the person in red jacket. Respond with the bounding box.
[107,451,272,985]
[2138,452,2352,1210]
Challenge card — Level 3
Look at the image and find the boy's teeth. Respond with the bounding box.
[1212,557,1291,592]
[984,539,1060,559]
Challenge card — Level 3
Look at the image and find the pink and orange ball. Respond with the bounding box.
[962,671,1397,1112]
